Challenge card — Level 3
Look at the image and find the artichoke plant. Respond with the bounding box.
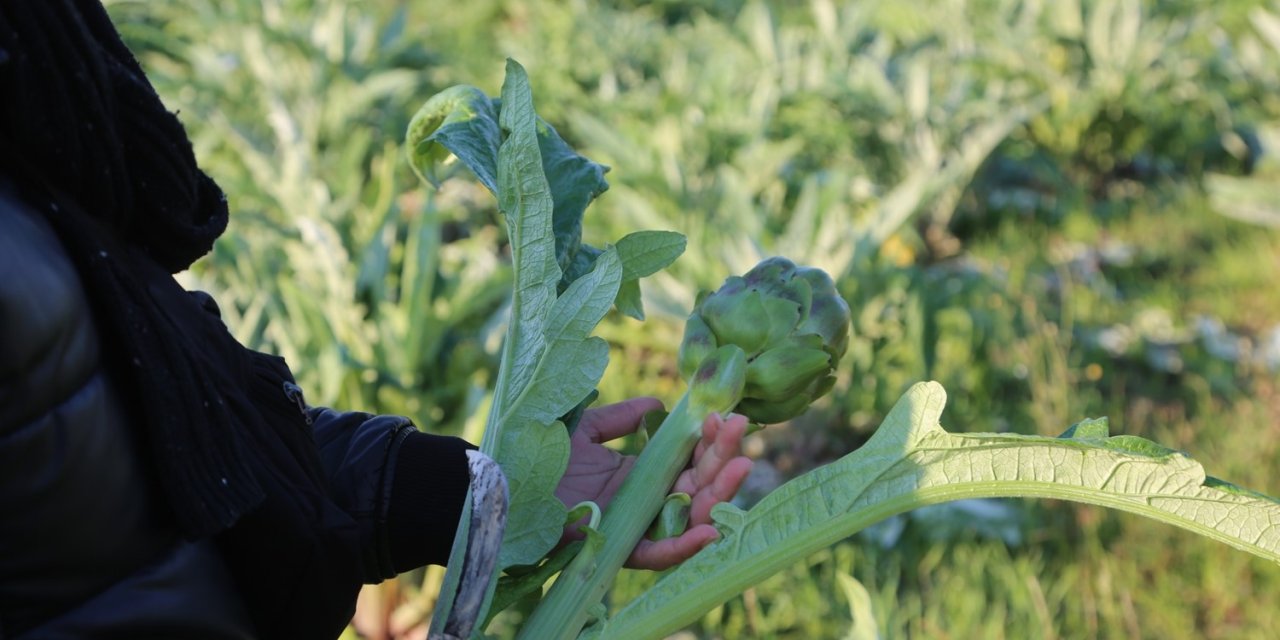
[523,257,852,640]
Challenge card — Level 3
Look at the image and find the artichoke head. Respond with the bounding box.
[688,344,748,414]
[679,257,851,424]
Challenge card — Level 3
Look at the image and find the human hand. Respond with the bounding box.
[554,397,753,571]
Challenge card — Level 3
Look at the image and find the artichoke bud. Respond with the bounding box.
[795,266,838,298]
[759,296,803,353]
[798,293,851,360]
[779,277,813,325]
[678,313,718,381]
[809,374,838,399]
[747,258,813,315]
[745,345,833,402]
[701,284,770,354]
[737,392,813,425]
[794,269,851,359]
[689,258,849,423]
[743,256,797,288]
[689,344,748,413]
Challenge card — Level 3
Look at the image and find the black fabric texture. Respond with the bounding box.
[387,431,475,571]
[0,2,480,635]
[0,2,362,637]
[0,0,258,539]
[0,191,190,637]
[310,409,418,583]
[12,540,258,640]
[309,408,476,581]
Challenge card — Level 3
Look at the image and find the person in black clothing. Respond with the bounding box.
[0,1,752,637]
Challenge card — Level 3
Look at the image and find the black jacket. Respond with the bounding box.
[0,185,473,638]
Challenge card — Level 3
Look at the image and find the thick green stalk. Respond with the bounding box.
[597,381,1280,639]
[606,480,1276,640]
[516,393,709,640]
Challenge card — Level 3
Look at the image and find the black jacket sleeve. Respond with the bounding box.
[309,408,474,582]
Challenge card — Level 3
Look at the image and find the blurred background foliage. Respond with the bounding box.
[107,0,1280,637]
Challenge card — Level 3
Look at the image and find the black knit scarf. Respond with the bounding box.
[0,0,268,539]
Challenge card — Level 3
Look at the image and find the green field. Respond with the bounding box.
[109,0,1280,637]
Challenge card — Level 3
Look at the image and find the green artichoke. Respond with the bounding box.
[679,257,851,424]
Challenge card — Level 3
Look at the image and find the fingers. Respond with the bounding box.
[689,456,752,526]
[623,448,752,569]
[679,413,749,494]
[692,412,720,460]
[679,411,755,528]
[626,524,719,571]
[589,407,754,571]
[577,397,665,444]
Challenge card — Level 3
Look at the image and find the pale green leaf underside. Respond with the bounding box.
[495,252,621,569]
[600,381,1280,640]
[405,84,500,191]
[418,61,633,632]
[499,419,571,568]
[489,61,560,427]
[544,248,622,345]
[486,64,625,572]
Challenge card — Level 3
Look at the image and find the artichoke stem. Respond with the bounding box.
[517,393,715,640]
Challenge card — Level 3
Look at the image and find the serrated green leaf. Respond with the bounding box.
[498,419,571,568]
[503,337,610,429]
[536,119,611,276]
[487,99,610,283]
[615,279,646,320]
[544,248,623,343]
[484,60,561,451]
[436,60,570,630]
[561,243,604,292]
[405,84,501,190]
[614,231,687,281]
[602,381,1280,640]
[427,62,628,631]
[604,231,686,322]
[404,81,609,293]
